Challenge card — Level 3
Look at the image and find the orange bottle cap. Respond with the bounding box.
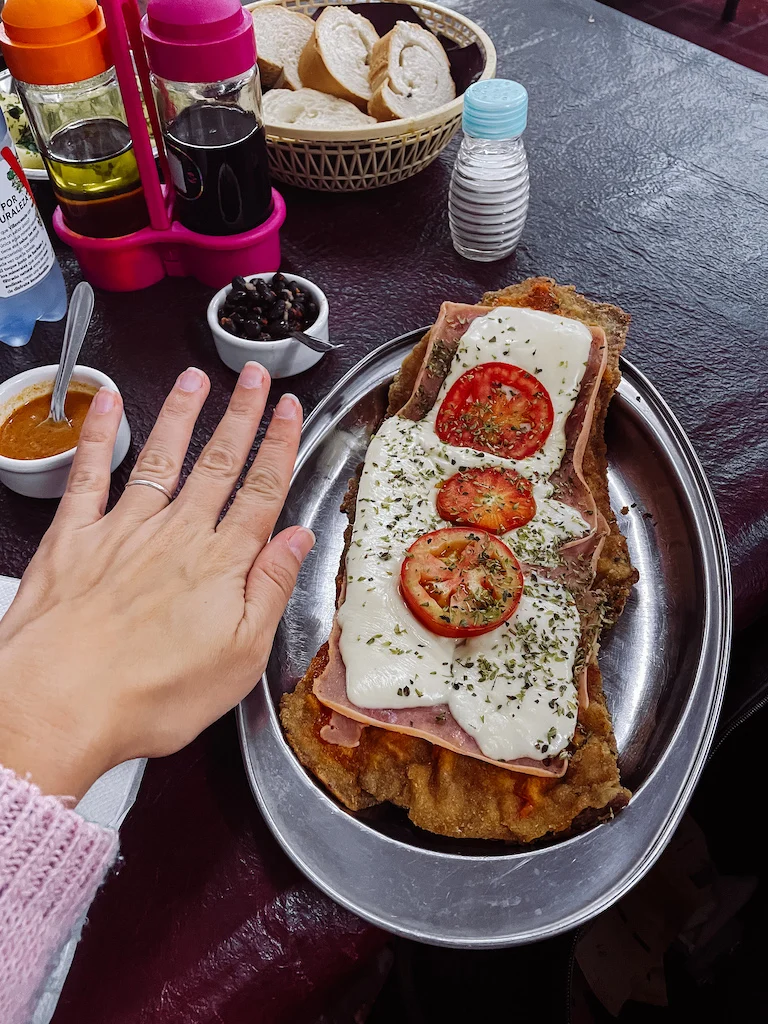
[0,0,111,86]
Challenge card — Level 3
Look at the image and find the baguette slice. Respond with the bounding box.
[297,6,379,111]
[263,87,376,129]
[368,21,455,121]
[252,5,315,90]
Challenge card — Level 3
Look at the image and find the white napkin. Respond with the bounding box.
[0,576,146,1023]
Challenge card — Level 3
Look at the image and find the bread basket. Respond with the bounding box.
[246,0,496,191]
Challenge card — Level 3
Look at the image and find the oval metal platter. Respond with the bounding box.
[238,328,731,947]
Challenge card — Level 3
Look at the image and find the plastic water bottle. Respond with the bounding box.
[0,108,67,348]
[449,79,530,262]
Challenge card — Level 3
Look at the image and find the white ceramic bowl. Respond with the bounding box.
[207,272,329,378]
[0,365,131,499]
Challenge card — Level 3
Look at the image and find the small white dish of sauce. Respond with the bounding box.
[0,364,131,499]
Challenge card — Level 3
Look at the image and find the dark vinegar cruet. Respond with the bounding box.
[142,0,273,237]
[164,103,272,236]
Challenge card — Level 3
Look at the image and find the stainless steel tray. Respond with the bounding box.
[238,329,731,947]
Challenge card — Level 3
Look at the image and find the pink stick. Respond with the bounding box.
[101,0,170,231]
[123,0,172,191]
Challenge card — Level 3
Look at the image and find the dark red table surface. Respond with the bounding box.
[1,0,767,1020]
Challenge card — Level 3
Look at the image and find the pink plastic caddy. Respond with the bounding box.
[53,192,286,292]
[54,0,285,292]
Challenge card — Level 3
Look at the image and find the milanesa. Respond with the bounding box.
[281,278,638,843]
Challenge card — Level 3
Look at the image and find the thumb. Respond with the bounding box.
[244,525,315,637]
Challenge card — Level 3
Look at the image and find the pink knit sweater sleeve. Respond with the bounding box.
[0,765,118,1024]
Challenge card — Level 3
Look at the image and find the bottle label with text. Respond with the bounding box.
[0,145,55,299]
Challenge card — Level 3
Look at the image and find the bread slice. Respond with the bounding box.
[297,6,379,111]
[368,21,455,121]
[251,5,315,90]
[262,87,376,130]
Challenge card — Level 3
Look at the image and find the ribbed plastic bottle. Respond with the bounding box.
[448,79,530,262]
[1,108,67,348]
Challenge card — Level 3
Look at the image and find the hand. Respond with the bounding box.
[0,362,314,800]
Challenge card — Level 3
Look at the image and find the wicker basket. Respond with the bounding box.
[246,0,496,191]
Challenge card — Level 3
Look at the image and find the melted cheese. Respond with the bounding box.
[337,307,593,762]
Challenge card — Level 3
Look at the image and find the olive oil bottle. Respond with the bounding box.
[45,116,148,238]
[0,0,149,239]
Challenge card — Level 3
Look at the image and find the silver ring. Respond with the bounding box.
[124,478,174,502]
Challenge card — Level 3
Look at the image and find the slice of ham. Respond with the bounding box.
[399,303,491,421]
[313,302,609,778]
[320,709,365,747]
[315,621,567,777]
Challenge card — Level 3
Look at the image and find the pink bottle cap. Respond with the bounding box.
[141,0,256,84]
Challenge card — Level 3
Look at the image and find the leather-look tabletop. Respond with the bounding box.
[1,0,766,1020]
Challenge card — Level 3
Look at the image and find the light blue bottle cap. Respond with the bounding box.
[462,79,528,140]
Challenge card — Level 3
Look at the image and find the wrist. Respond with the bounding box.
[0,641,110,801]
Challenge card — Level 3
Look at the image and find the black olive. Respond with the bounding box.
[219,316,236,335]
[229,288,247,304]
[245,319,264,339]
[232,275,247,291]
[305,301,318,323]
[289,282,302,298]
[266,317,286,336]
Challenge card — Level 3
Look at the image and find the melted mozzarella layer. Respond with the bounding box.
[424,306,594,481]
[337,307,593,762]
[451,576,581,759]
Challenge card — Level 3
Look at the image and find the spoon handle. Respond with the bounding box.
[289,329,343,354]
[50,282,95,423]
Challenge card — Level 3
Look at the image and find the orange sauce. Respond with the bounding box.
[0,383,98,461]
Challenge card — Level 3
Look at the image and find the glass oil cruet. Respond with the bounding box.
[0,0,150,238]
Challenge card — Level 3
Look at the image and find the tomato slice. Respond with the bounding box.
[435,363,554,460]
[437,466,536,533]
[400,528,524,638]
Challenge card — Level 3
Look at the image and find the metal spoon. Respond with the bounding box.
[288,329,343,354]
[43,281,95,426]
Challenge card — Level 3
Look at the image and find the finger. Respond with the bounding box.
[243,526,315,651]
[216,393,302,557]
[54,387,124,529]
[117,367,210,519]
[173,361,269,523]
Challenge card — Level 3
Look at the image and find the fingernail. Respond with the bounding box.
[274,393,301,419]
[240,361,266,389]
[178,367,204,393]
[93,387,115,413]
[288,527,315,562]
